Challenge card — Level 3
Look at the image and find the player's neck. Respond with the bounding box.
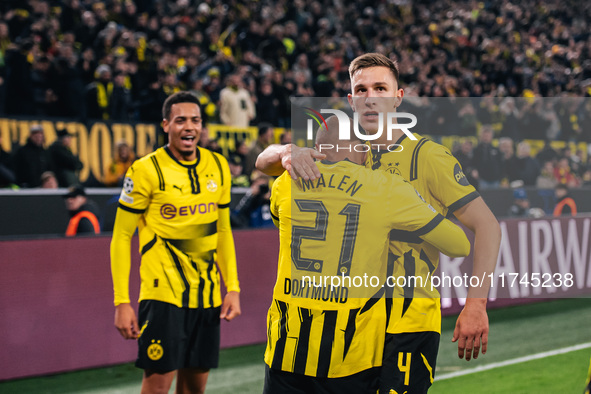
[375,128,405,145]
[166,144,197,162]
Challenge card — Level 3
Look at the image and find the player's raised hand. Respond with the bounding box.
[281,144,325,181]
[452,299,489,361]
[220,291,241,322]
[114,303,139,340]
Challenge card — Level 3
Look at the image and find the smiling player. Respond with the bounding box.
[110,91,241,394]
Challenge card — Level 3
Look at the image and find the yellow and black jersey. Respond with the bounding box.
[367,133,479,334]
[585,356,591,394]
[111,146,239,309]
[265,159,467,378]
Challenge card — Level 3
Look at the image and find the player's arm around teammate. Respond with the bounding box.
[255,143,325,180]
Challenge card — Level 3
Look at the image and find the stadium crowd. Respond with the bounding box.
[0,0,590,197]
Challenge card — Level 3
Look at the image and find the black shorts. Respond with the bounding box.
[263,365,379,394]
[379,332,440,394]
[136,300,221,372]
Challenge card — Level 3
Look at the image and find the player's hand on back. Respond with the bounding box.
[114,303,139,340]
[220,291,241,322]
[281,144,325,181]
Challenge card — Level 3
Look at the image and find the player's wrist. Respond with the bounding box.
[464,297,487,308]
[278,144,292,161]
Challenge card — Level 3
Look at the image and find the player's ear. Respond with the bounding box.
[347,93,355,112]
[161,119,169,133]
[393,88,404,108]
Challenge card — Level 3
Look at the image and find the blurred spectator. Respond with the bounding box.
[508,189,530,217]
[48,129,83,187]
[137,78,167,123]
[453,139,478,189]
[244,123,274,177]
[13,125,51,188]
[228,154,250,187]
[0,132,15,188]
[109,71,133,120]
[472,126,502,189]
[231,170,273,228]
[536,141,559,164]
[279,131,292,145]
[536,161,558,189]
[255,80,279,126]
[498,137,516,185]
[554,157,579,187]
[103,141,135,187]
[31,56,58,116]
[205,138,222,155]
[63,186,101,237]
[40,171,58,189]
[499,98,521,141]
[85,64,112,120]
[508,188,545,218]
[581,168,591,187]
[189,78,216,125]
[234,140,250,172]
[553,184,577,217]
[512,141,540,187]
[219,74,256,128]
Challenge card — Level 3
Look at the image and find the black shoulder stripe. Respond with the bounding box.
[150,156,165,191]
[446,191,481,217]
[414,213,445,236]
[410,138,428,181]
[118,202,146,214]
[211,152,224,186]
[218,202,230,209]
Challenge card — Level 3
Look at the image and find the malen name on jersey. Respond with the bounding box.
[300,174,363,197]
[283,277,348,304]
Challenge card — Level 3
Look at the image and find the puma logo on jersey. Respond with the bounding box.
[173,185,183,192]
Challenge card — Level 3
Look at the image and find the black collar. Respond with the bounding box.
[164,145,200,168]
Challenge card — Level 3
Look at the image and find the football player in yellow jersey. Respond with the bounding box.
[264,116,471,393]
[111,92,241,394]
[257,53,501,393]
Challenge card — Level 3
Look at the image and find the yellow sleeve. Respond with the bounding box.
[425,143,479,215]
[118,160,151,211]
[216,154,240,292]
[386,175,470,257]
[217,208,240,292]
[110,208,141,306]
[270,172,289,228]
[418,216,471,257]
